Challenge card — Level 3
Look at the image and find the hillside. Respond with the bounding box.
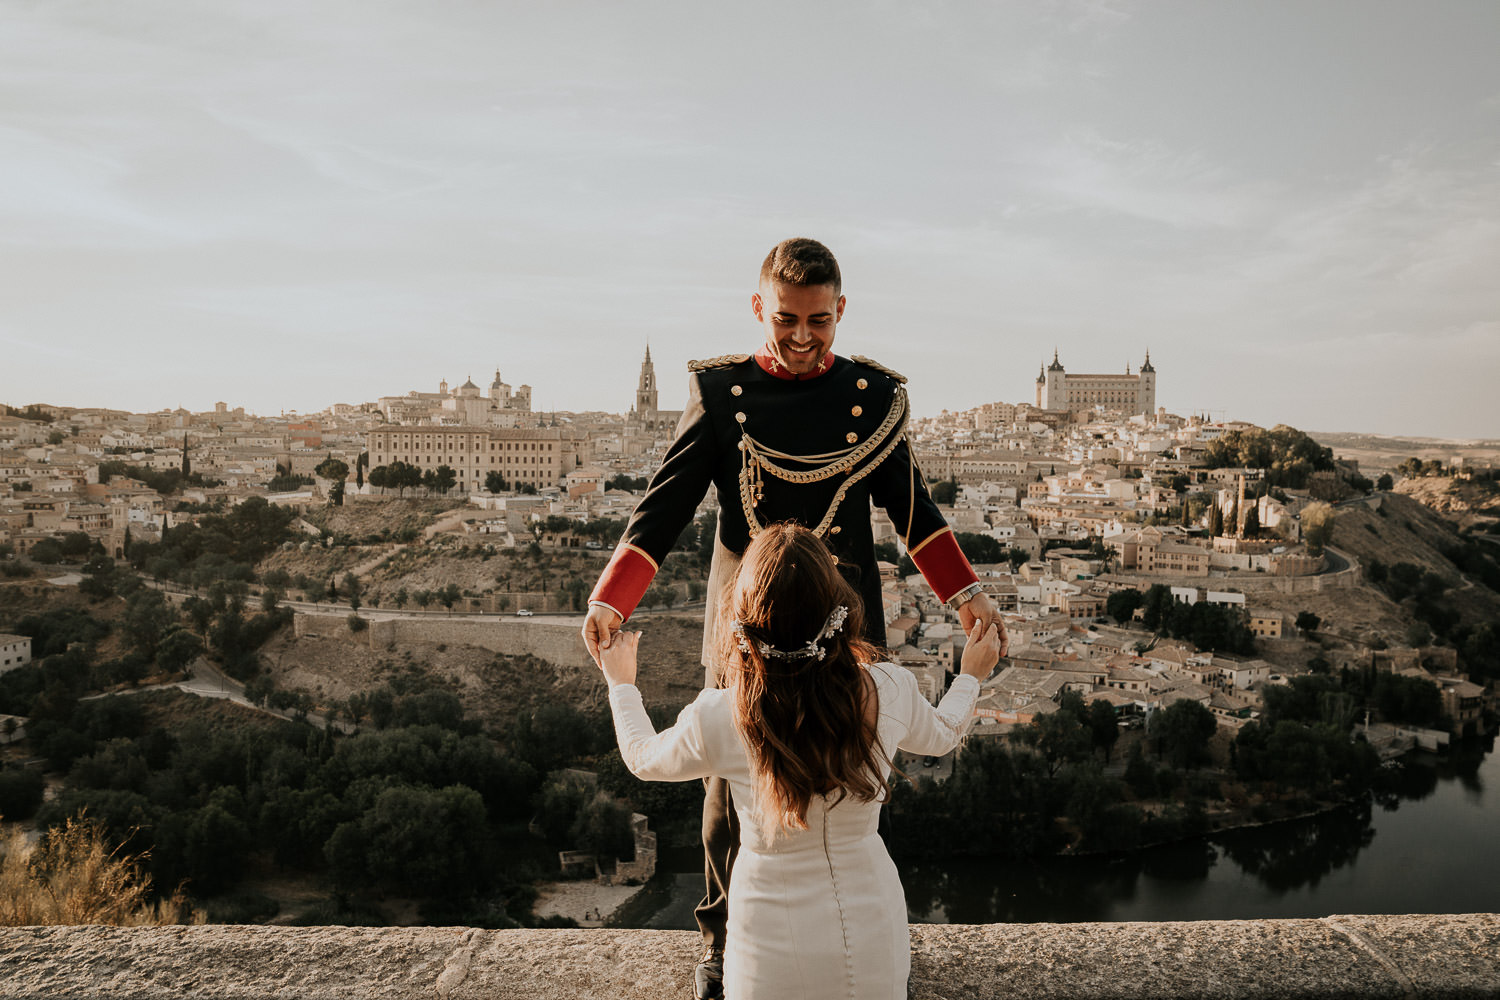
[300,497,468,539]
[1328,492,1500,629]
[259,611,710,729]
[1394,477,1500,530]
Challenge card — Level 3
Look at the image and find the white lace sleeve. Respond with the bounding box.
[608,684,717,782]
[894,670,979,758]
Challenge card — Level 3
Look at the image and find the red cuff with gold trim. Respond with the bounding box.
[908,528,979,604]
[589,544,658,622]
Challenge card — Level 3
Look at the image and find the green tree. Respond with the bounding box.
[1105,588,1143,622]
[1123,743,1156,797]
[315,456,349,482]
[426,465,457,495]
[1087,699,1120,763]
[954,532,1003,564]
[326,784,493,897]
[1021,697,1091,778]
[1301,502,1336,558]
[121,589,175,660]
[182,596,215,636]
[571,792,636,862]
[1150,699,1217,771]
[930,478,960,505]
[342,572,362,612]
[1376,473,1393,491]
[1295,611,1321,634]
[29,539,64,564]
[156,627,204,675]
[484,470,508,494]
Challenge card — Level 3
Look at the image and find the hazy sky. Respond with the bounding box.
[3,1,1496,438]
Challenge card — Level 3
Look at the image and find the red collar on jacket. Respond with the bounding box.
[753,343,835,381]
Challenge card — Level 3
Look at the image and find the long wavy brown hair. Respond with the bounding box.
[718,523,888,838]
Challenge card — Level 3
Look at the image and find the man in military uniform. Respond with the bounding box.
[583,238,1005,999]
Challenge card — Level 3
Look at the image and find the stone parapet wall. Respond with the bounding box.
[1103,546,1359,596]
[294,612,590,667]
[2,915,1496,999]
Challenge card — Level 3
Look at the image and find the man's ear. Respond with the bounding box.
[836,295,847,322]
[751,291,764,322]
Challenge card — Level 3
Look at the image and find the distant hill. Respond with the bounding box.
[1310,431,1500,476]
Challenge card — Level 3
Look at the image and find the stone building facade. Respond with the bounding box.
[365,425,575,491]
[1036,350,1156,416]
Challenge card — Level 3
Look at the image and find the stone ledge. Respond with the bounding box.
[1,914,1495,999]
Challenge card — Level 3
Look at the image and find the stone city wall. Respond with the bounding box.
[1104,546,1360,597]
[294,612,591,668]
[2,914,1496,999]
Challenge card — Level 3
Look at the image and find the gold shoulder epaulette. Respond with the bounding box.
[850,354,907,384]
[688,353,751,372]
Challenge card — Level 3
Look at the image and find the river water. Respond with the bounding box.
[618,739,1498,928]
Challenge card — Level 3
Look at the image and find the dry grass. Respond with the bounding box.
[0,816,203,927]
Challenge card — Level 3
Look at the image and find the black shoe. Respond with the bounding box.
[693,947,724,1000]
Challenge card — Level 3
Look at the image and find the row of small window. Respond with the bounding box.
[375,456,555,466]
[371,438,553,452]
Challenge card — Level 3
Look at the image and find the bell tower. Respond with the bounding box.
[635,344,658,417]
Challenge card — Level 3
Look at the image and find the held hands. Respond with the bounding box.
[597,630,641,688]
[582,604,623,662]
[960,618,1003,681]
[957,591,1009,659]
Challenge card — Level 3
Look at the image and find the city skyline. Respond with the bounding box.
[3,1,1497,438]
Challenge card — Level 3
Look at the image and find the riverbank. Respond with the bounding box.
[532,879,646,927]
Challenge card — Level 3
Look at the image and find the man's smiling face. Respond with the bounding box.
[752,281,846,376]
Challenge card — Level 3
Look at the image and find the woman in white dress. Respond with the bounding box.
[597,523,1001,999]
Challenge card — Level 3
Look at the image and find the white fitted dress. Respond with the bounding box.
[609,663,979,1000]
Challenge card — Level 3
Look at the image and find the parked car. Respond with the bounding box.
[516,609,534,617]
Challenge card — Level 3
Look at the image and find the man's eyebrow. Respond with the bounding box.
[773,309,834,318]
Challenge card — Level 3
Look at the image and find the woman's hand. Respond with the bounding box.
[597,629,641,688]
[959,619,1002,681]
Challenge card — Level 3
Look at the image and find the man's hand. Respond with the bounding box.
[957,591,1009,659]
[583,604,623,664]
[959,619,1003,681]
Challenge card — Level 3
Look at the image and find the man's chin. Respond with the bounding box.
[780,352,824,374]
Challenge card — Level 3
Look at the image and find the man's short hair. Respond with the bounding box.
[759,238,841,294]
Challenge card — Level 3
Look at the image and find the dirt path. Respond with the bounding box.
[88,657,351,733]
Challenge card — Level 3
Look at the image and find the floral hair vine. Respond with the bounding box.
[733,605,849,661]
